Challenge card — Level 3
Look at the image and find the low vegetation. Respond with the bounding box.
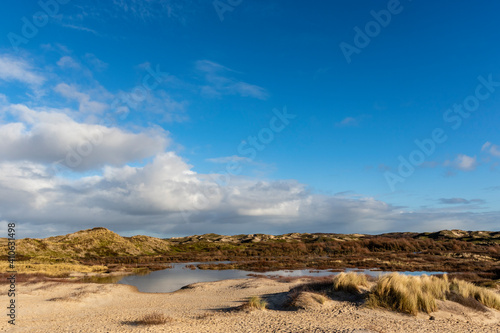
[0,259,107,277]
[333,272,369,293]
[367,273,447,315]
[135,312,172,325]
[366,273,500,315]
[284,272,500,316]
[244,296,267,310]
[450,278,500,311]
[1,228,499,286]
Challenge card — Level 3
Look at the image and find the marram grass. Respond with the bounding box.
[245,296,267,310]
[367,273,448,315]
[332,272,369,293]
[450,278,500,311]
[366,272,500,315]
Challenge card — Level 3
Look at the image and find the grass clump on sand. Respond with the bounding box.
[367,273,448,315]
[281,272,500,315]
[332,272,369,293]
[136,312,172,325]
[244,296,267,310]
[450,278,500,311]
[367,273,500,315]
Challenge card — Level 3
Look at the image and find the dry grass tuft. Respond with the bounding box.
[446,291,488,312]
[311,293,328,304]
[450,278,500,311]
[0,260,107,277]
[135,312,172,325]
[244,296,267,310]
[367,273,448,315]
[332,272,369,294]
[367,273,500,315]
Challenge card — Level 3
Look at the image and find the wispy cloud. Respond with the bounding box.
[335,114,370,127]
[444,154,478,171]
[84,53,108,71]
[439,198,485,205]
[54,83,109,113]
[0,55,45,86]
[61,23,100,36]
[482,141,500,157]
[57,56,81,69]
[196,60,269,100]
[206,155,253,164]
[484,186,500,191]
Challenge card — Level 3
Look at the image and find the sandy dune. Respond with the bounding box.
[2,278,499,332]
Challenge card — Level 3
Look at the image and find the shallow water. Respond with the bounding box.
[103,263,446,293]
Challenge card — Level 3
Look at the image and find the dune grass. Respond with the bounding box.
[450,278,500,311]
[244,296,267,310]
[332,272,369,293]
[0,260,107,277]
[366,273,500,315]
[367,273,448,315]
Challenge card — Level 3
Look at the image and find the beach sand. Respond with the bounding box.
[2,278,499,332]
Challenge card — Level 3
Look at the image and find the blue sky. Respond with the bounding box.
[0,0,499,238]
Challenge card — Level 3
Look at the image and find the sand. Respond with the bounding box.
[1,278,499,332]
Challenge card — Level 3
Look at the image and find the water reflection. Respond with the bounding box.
[111,262,446,293]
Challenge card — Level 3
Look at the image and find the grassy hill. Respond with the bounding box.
[12,227,170,258]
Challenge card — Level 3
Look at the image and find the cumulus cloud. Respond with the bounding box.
[1,51,499,239]
[0,104,169,171]
[0,55,45,86]
[2,150,498,239]
[0,151,400,237]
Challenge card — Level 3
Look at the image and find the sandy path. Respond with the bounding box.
[1,278,499,332]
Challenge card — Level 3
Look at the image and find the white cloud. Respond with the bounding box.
[0,153,498,238]
[84,53,108,71]
[61,24,100,36]
[0,55,45,86]
[54,83,108,113]
[445,154,477,171]
[140,90,189,123]
[335,115,370,127]
[206,155,253,164]
[336,117,358,127]
[482,141,500,157]
[57,56,80,69]
[0,104,169,171]
[111,0,186,21]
